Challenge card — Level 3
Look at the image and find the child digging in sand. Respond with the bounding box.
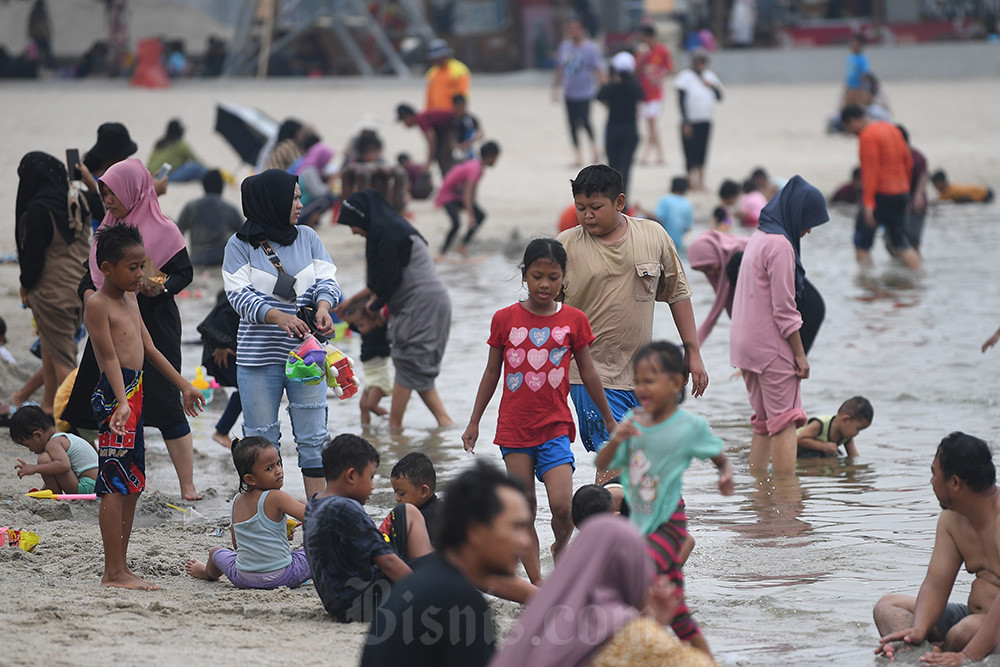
[185,437,310,589]
[86,223,204,589]
[11,405,98,494]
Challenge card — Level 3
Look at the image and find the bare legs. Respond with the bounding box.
[36,451,82,493]
[388,382,454,430]
[503,453,573,585]
[100,492,158,589]
[748,424,798,477]
[639,116,665,165]
[185,547,225,581]
[303,474,324,498]
[163,434,201,501]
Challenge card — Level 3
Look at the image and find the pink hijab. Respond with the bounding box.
[294,142,334,175]
[687,230,748,344]
[491,515,653,667]
[88,158,187,288]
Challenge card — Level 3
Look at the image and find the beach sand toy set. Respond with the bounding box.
[191,366,220,403]
[285,335,358,399]
[1,527,39,552]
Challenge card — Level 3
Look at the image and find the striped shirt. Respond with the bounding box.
[223,226,340,367]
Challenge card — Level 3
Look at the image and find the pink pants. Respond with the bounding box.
[741,358,807,436]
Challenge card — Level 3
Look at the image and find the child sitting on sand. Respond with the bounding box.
[796,395,873,458]
[596,341,733,658]
[185,437,310,589]
[11,405,98,494]
[340,301,391,426]
[380,452,444,548]
[304,434,433,622]
[930,169,995,203]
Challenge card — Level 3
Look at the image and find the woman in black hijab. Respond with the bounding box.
[224,169,340,497]
[15,152,91,413]
[337,190,454,429]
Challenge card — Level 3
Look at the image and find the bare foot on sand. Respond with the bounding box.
[211,431,232,448]
[185,558,217,581]
[102,571,160,590]
[181,488,204,502]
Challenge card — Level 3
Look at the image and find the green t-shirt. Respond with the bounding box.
[609,408,723,536]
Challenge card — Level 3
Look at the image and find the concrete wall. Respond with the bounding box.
[701,42,1000,84]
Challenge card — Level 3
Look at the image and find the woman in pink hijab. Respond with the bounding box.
[491,514,716,667]
[294,142,336,227]
[62,158,202,500]
[687,230,748,345]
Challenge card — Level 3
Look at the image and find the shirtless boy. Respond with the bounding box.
[86,223,204,589]
[874,432,1000,663]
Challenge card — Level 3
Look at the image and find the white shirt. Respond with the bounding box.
[674,69,723,123]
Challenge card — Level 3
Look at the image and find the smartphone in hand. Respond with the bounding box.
[153,162,172,180]
[65,149,81,181]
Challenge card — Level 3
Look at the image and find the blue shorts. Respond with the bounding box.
[569,385,640,452]
[500,435,575,482]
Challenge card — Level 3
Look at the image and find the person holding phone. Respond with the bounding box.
[222,169,341,498]
[15,152,92,414]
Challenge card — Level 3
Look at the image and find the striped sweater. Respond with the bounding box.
[223,226,340,366]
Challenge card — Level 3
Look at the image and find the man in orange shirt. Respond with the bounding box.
[425,39,470,113]
[841,105,921,271]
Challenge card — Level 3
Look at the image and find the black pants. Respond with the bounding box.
[605,126,639,200]
[681,120,712,171]
[565,98,594,148]
[442,200,485,253]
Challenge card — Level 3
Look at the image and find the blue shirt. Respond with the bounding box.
[845,53,871,90]
[609,409,723,536]
[223,226,340,366]
[655,194,694,253]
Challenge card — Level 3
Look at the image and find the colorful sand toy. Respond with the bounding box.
[285,336,327,385]
[1,527,39,552]
[325,346,359,399]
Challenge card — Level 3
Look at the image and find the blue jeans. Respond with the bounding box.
[237,364,329,471]
[168,161,208,183]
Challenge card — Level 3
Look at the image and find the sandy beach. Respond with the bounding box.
[1,72,999,666]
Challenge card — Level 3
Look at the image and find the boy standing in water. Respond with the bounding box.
[86,224,204,588]
[556,165,707,480]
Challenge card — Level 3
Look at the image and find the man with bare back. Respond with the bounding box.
[874,432,1000,664]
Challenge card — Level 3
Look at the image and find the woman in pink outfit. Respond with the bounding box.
[729,176,829,475]
[687,229,747,345]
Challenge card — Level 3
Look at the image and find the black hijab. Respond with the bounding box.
[338,189,426,308]
[16,151,76,246]
[757,175,829,299]
[236,169,299,246]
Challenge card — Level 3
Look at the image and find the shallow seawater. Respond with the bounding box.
[169,200,1000,665]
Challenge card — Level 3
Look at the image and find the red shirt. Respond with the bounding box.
[487,303,595,447]
[636,43,674,101]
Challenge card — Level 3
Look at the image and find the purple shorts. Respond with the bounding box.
[210,548,311,589]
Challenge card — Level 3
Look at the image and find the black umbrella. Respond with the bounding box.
[214,103,278,165]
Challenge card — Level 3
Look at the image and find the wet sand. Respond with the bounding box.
[1,74,999,666]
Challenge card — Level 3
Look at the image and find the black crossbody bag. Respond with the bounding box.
[258,240,325,341]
